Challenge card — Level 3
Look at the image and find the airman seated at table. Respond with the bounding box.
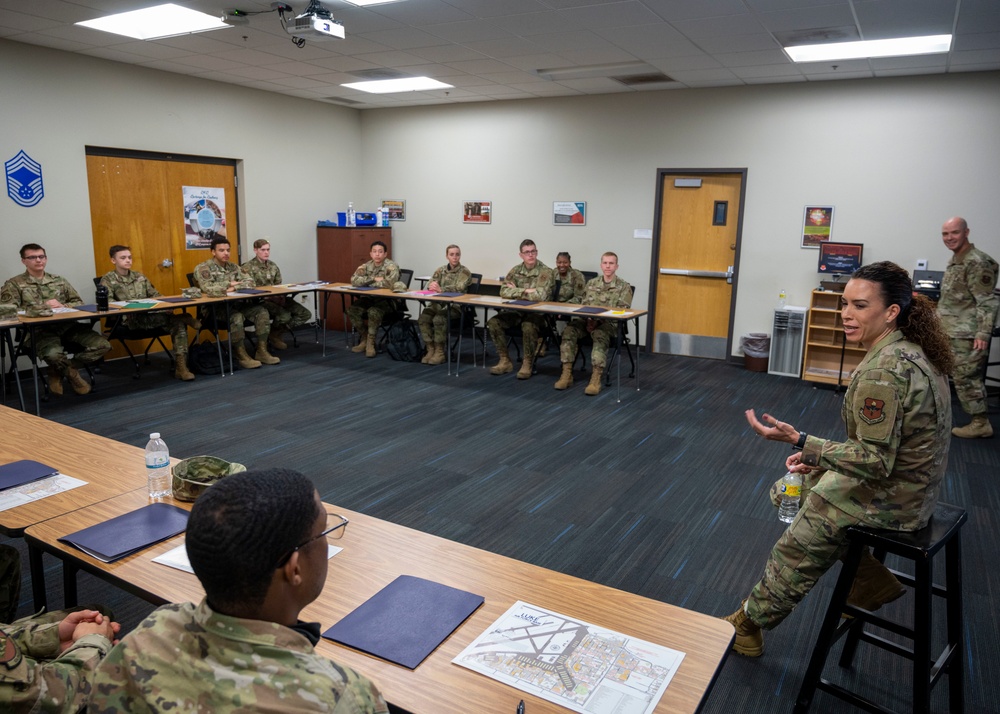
[101,244,199,382]
[553,252,586,305]
[89,469,390,714]
[193,235,278,370]
[241,238,312,351]
[1,243,110,396]
[555,252,632,396]
[417,244,472,365]
[487,239,554,379]
[1,544,121,714]
[346,241,400,358]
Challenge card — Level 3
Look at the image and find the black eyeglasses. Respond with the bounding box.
[23,254,47,261]
[274,512,348,568]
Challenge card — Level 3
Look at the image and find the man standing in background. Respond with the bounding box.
[938,216,998,438]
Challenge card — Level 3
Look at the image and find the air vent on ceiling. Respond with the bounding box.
[774,26,859,46]
[612,73,674,87]
[347,68,411,80]
[322,96,366,106]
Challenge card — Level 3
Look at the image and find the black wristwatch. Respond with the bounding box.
[793,431,807,451]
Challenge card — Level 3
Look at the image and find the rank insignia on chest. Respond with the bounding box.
[860,398,886,424]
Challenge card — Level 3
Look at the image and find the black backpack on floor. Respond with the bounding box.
[385,321,423,362]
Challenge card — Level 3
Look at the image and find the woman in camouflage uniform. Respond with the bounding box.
[727,261,954,657]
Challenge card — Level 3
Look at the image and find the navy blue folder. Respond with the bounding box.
[158,297,195,303]
[504,299,536,306]
[0,460,58,491]
[323,575,484,669]
[436,292,463,297]
[574,306,606,314]
[347,286,378,291]
[73,304,119,313]
[232,288,269,295]
[58,503,189,563]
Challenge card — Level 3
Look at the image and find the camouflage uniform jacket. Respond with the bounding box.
[554,268,586,303]
[581,275,633,311]
[800,331,951,531]
[241,257,283,287]
[350,259,399,289]
[193,259,255,297]
[100,270,162,301]
[937,244,999,341]
[1,616,112,714]
[0,271,84,309]
[429,263,472,293]
[89,600,389,714]
[499,261,554,302]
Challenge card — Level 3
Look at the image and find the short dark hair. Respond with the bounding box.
[210,235,230,251]
[519,239,536,252]
[556,252,571,261]
[19,243,45,259]
[185,469,321,611]
[370,240,387,252]
[109,245,130,258]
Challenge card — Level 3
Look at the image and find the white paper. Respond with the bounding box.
[453,601,685,714]
[153,542,343,573]
[0,474,88,512]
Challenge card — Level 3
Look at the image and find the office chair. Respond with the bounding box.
[93,276,175,379]
[450,273,483,365]
[375,268,414,352]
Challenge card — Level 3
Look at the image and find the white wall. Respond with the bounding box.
[0,39,359,294]
[3,37,998,358]
[358,72,1000,354]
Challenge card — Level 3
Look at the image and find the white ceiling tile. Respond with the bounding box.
[756,4,857,33]
[649,54,724,71]
[731,63,804,78]
[853,0,956,38]
[694,33,783,54]
[672,13,767,39]
[714,48,791,67]
[668,67,741,82]
[641,0,755,22]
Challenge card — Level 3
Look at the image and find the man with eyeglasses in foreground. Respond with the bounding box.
[89,469,389,714]
[1,243,110,395]
[487,239,555,378]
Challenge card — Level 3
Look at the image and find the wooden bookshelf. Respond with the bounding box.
[801,289,866,385]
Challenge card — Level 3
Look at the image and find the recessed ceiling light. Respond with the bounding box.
[76,3,230,41]
[342,77,454,94]
[785,34,951,62]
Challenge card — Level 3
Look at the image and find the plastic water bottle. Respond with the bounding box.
[381,205,389,227]
[145,433,171,499]
[777,288,787,309]
[777,471,802,523]
[376,207,383,228]
[347,202,356,227]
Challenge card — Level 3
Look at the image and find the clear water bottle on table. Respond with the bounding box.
[145,432,171,499]
[777,470,802,523]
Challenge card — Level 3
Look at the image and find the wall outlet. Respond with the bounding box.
[916,259,928,270]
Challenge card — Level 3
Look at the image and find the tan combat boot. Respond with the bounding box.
[421,345,434,364]
[584,365,603,395]
[490,347,513,375]
[46,365,64,396]
[721,601,763,657]
[268,327,288,351]
[952,415,994,439]
[255,343,281,365]
[66,367,91,395]
[554,363,573,390]
[516,354,534,380]
[351,322,368,352]
[428,342,446,365]
[846,549,905,613]
[365,333,377,358]
[174,354,195,381]
[235,344,261,369]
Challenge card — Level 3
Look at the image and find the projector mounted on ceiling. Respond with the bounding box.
[275,1,344,44]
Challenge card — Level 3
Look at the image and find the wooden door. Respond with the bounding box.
[650,172,744,358]
[87,154,239,295]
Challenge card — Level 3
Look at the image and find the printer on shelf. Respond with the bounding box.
[912,269,943,302]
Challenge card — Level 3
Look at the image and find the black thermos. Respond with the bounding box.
[95,284,109,312]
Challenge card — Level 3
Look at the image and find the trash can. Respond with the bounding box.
[741,333,771,372]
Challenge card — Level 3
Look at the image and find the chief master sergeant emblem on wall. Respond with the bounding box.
[5,149,44,207]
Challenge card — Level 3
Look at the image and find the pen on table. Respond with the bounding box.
[517,700,524,714]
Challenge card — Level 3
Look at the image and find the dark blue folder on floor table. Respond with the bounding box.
[323,575,484,669]
[0,460,59,491]
[58,503,189,563]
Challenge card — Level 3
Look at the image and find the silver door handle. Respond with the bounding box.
[161,259,173,268]
[659,268,731,278]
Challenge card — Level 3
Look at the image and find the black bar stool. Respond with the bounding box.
[794,501,966,714]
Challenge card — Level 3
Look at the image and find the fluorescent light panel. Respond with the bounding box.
[342,77,453,94]
[76,3,230,40]
[785,34,951,62]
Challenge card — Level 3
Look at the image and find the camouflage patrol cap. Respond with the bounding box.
[0,303,16,319]
[202,285,228,298]
[181,287,202,299]
[171,456,247,502]
[25,304,53,318]
[391,281,408,293]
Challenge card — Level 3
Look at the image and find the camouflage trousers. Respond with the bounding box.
[559,318,616,368]
[27,323,110,374]
[263,296,311,330]
[746,490,853,629]
[210,302,269,343]
[346,298,394,336]
[123,312,191,356]
[950,337,989,416]
[487,311,545,352]
[417,303,460,344]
